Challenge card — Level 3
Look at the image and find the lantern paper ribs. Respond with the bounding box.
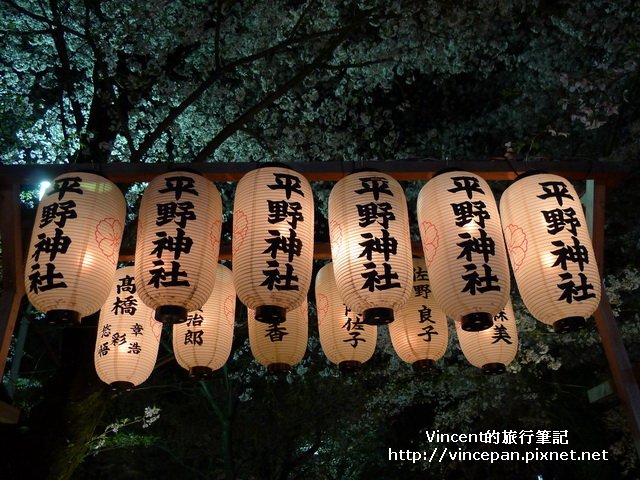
[135,171,222,324]
[499,173,601,332]
[95,266,162,388]
[248,302,308,373]
[389,258,448,371]
[316,262,377,370]
[173,264,236,379]
[417,170,510,332]
[328,171,413,325]
[456,298,519,374]
[233,165,314,325]
[25,172,126,324]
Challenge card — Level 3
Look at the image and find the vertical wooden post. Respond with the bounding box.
[587,180,640,458]
[0,184,25,423]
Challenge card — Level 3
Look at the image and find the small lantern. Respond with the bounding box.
[94,266,162,389]
[135,170,222,324]
[315,262,377,370]
[417,170,510,332]
[248,302,308,373]
[173,264,236,379]
[25,172,126,324]
[499,172,601,332]
[233,165,314,324]
[389,258,448,371]
[328,171,413,325]
[455,298,519,374]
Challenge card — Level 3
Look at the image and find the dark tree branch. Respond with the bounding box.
[130,24,354,162]
[287,0,317,39]
[239,126,275,156]
[48,0,85,133]
[0,28,54,35]
[1,0,87,39]
[321,57,395,70]
[193,29,352,162]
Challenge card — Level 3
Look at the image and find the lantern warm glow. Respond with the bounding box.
[233,165,314,325]
[417,170,510,332]
[95,266,162,388]
[135,171,222,324]
[248,302,308,372]
[389,258,448,370]
[455,298,519,374]
[173,264,236,379]
[315,262,377,370]
[328,171,413,325]
[499,173,601,332]
[25,172,126,323]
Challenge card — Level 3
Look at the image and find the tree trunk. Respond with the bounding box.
[22,320,110,480]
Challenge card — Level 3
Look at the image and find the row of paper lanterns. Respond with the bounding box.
[93,258,517,388]
[24,166,601,387]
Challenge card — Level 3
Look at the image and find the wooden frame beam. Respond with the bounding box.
[0,159,627,186]
[0,184,24,424]
[586,181,640,458]
[0,161,631,430]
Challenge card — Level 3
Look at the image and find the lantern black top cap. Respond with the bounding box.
[513,169,547,182]
[167,166,202,175]
[256,162,297,172]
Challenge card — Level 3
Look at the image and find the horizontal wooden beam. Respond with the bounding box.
[0,159,628,186]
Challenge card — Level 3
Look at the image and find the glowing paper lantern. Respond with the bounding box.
[248,302,308,373]
[173,264,236,378]
[455,298,518,374]
[25,172,126,323]
[417,170,510,331]
[95,266,162,388]
[389,258,448,370]
[328,171,413,325]
[315,262,377,370]
[135,170,222,324]
[233,165,314,325]
[500,172,601,332]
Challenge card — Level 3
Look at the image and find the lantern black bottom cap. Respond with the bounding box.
[482,363,506,375]
[363,307,394,325]
[553,316,586,334]
[110,381,134,391]
[255,305,286,324]
[339,360,361,372]
[267,363,290,374]
[461,312,493,332]
[189,366,213,379]
[46,309,80,325]
[413,359,438,372]
[155,306,188,324]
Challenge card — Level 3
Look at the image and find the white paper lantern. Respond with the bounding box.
[248,302,308,372]
[135,170,222,324]
[233,165,314,324]
[499,172,601,332]
[315,262,377,370]
[25,172,126,323]
[173,264,236,378]
[389,258,448,370]
[328,171,413,325]
[417,170,510,332]
[455,298,518,374]
[94,266,162,388]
